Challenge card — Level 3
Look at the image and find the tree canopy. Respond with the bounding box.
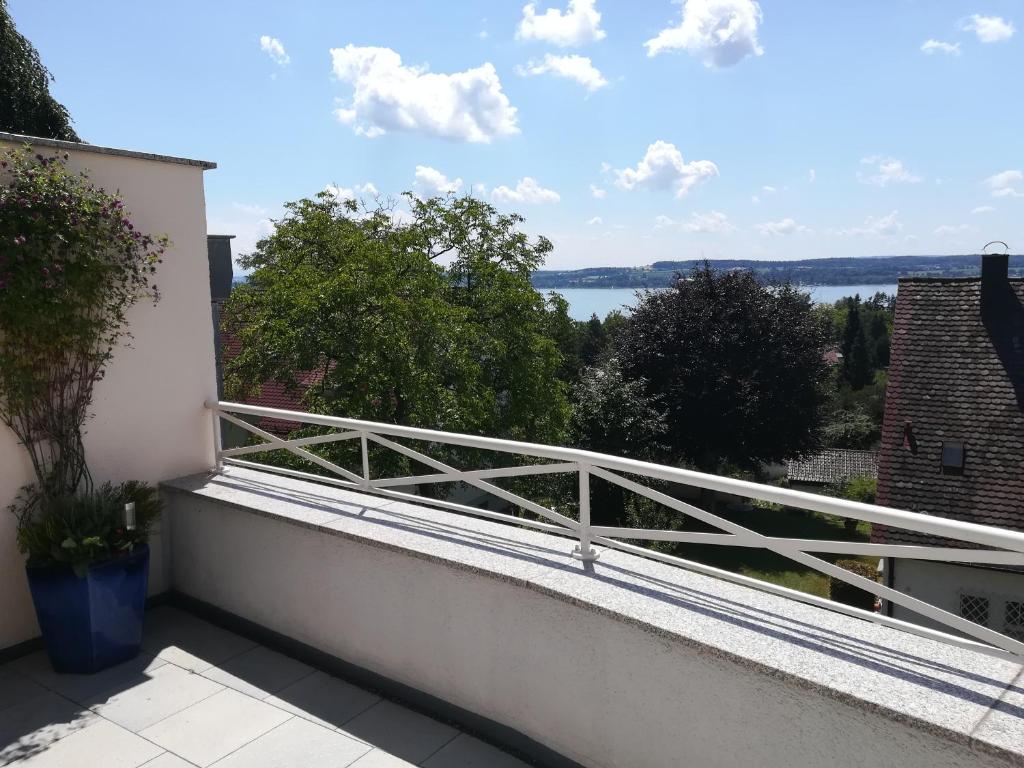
[612,266,829,472]
[223,193,569,448]
[0,0,79,141]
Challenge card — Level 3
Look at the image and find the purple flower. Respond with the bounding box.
[12,235,26,246]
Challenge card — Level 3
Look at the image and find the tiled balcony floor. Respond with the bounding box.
[0,606,530,768]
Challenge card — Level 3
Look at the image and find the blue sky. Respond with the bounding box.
[11,1,1024,269]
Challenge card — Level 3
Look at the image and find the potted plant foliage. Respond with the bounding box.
[0,146,168,673]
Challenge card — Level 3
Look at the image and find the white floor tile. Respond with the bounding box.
[263,671,380,730]
[9,718,162,768]
[347,749,418,768]
[208,716,370,767]
[340,701,457,764]
[85,662,224,732]
[139,754,198,768]
[200,646,313,700]
[421,734,530,768]
[12,650,166,706]
[0,690,95,765]
[142,608,256,673]
[138,688,291,767]
[0,667,49,712]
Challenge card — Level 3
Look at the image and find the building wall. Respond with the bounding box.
[168,493,1010,768]
[0,138,218,651]
[890,558,1024,637]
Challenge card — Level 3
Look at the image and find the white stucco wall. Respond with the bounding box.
[890,558,1024,636]
[167,480,1019,768]
[0,136,217,651]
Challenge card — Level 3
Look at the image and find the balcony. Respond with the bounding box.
[1,604,526,768]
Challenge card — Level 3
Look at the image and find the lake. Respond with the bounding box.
[547,284,899,321]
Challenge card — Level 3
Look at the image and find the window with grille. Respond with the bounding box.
[960,594,989,626]
[1006,601,1024,640]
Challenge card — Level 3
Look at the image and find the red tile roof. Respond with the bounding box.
[873,276,1024,547]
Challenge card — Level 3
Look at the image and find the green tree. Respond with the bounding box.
[569,357,667,523]
[615,266,828,472]
[0,1,79,141]
[222,193,569,469]
[840,297,871,390]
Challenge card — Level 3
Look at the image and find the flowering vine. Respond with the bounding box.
[0,145,169,507]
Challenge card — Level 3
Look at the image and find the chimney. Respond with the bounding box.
[981,252,1008,289]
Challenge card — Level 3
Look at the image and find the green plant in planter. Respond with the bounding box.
[16,482,161,578]
[0,145,168,508]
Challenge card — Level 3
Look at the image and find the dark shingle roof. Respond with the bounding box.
[787,449,878,485]
[873,276,1024,547]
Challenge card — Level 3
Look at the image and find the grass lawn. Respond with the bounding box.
[665,501,878,600]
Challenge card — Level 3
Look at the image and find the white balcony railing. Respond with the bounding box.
[207,400,1024,662]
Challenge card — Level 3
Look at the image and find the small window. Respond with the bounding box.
[960,594,989,626]
[1006,601,1024,641]
[941,441,965,474]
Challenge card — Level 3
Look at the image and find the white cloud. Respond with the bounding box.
[654,211,734,233]
[963,15,1014,43]
[517,0,606,47]
[841,210,903,237]
[858,156,921,187]
[808,169,816,183]
[683,210,734,233]
[985,169,1024,198]
[920,39,961,56]
[756,217,808,236]
[207,202,278,268]
[589,184,607,198]
[750,195,760,204]
[325,182,378,201]
[614,141,719,198]
[329,45,519,143]
[492,177,561,204]
[934,224,972,236]
[472,183,488,196]
[971,205,996,214]
[645,0,764,68]
[586,216,603,225]
[761,185,777,195]
[260,36,290,66]
[413,165,463,196]
[516,54,608,91]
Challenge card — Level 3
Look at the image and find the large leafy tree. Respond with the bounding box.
[614,265,828,472]
[223,193,569,457]
[0,1,79,141]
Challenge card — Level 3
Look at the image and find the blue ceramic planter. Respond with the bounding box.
[26,545,149,674]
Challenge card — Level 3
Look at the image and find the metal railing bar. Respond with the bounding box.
[587,526,1024,565]
[365,432,580,532]
[208,401,1024,555]
[590,535,1024,665]
[216,410,364,485]
[220,430,362,459]
[369,461,580,489]
[592,465,1024,655]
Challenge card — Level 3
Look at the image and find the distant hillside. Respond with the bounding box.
[531,255,1024,289]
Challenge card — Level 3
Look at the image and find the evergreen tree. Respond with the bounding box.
[0,0,79,141]
[840,298,871,389]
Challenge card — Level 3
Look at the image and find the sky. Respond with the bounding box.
[10,0,1024,270]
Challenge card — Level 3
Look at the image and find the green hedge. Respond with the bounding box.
[829,559,879,611]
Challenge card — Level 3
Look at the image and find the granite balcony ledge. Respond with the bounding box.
[162,466,1024,766]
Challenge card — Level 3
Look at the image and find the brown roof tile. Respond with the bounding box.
[873,276,1024,546]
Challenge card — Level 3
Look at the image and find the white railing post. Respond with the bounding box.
[573,463,599,562]
[211,405,224,471]
[361,432,371,489]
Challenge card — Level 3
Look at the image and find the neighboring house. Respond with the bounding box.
[786,448,877,490]
[206,235,322,440]
[874,253,1024,639]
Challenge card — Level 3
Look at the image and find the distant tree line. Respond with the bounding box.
[531,255,1024,290]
